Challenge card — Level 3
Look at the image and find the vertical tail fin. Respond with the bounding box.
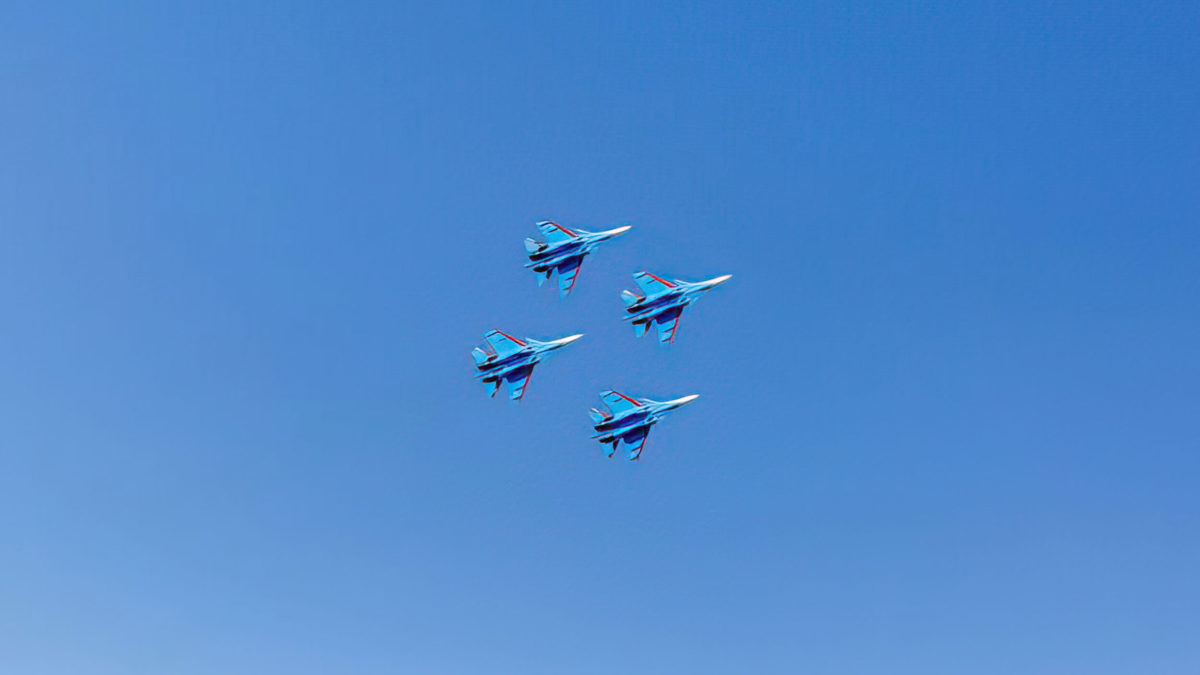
[633,321,649,338]
[471,348,491,365]
[524,238,544,254]
[588,408,610,424]
[620,290,641,308]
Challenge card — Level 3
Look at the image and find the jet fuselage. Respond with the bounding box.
[475,335,580,382]
[590,394,699,444]
[623,275,731,324]
[472,331,582,400]
[525,225,630,274]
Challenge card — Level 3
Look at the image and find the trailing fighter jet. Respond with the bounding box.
[472,330,582,401]
[524,221,631,297]
[620,272,732,344]
[589,390,699,460]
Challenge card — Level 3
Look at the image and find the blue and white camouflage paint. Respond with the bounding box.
[524,221,631,297]
[472,330,583,401]
[589,390,699,460]
[620,272,732,343]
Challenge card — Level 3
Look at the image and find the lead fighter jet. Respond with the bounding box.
[620,271,732,343]
[589,390,699,460]
[472,330,583,401]
[524,221,631,297]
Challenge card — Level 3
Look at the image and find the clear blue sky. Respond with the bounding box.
[2,2,1197,673]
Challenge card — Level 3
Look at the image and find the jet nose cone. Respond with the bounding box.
[708,274,732,286]
[550,333,584,348]
[604,225,632,237]
[665,394,700,409]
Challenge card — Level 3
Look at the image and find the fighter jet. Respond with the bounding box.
[620,271,732,344]
[524,221,631,297]
[472,330,583,401]
[589,390,699,460]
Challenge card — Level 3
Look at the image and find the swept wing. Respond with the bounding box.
[536,221,577,245]
[484,330,526,359]
[654,306,683,344]
[504,366,534,401]
[633,271,676,296]
[600,390,643,415]
[621,427,649,460]
[556,257,583,297]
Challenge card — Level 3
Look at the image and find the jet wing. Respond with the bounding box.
[482,379,500,398]
[621,427,649,461]
[600,390,643,415]
[633,271,676,296]
[556,257,583,297]
[654,307,683,344]
[484,330,526,359]
[504,366,534,401]
[537,221,577,245]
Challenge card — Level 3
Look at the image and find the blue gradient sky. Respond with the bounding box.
[2,2,1197,673]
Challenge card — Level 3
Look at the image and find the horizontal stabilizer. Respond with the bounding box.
[524,237,544,254]
[589,408,611,424]
[620,290,641,308]
[471,347,491,366]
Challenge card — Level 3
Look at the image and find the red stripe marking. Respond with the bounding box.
[631,433,647,460]
[495,330,526,346]
[515,368,532,401]
[547,221,576,237]
[641,272,676,288]
[610,391,641,406]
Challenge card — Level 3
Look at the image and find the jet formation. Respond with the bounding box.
[524,221,631,297]
[620,271,733,344]
[472,330,582,401]
[473,220,729,460]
